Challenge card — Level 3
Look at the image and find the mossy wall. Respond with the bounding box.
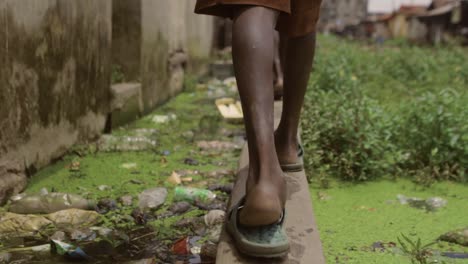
[0,0,112,203]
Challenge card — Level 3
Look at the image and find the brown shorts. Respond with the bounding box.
[195,0,322,37]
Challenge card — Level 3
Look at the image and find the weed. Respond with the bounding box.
[398,233,437,264]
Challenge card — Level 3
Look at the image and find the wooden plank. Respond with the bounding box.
[216,102,325,264]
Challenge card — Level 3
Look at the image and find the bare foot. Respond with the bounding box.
[238,166,287,227]
[274,130,299,165]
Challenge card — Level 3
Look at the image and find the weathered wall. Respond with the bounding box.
[112,1,214,113]
[319,0,368,31]
[0,0,112,203]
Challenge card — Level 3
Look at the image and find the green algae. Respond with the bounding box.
[310,179,468,263]
[25,77,242,247]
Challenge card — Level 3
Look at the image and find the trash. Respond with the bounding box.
[138,188,168,210]
[442,252,468,259]
[162,150,171,156]
[151,114,176,124]
[51,239,91,261]
[121,163,138,169]
[125,258,158,264]
[206,224,223,243]
[439,227,468,246]
[89,226,114,237]
[371,241,396,252]
[98,135,157,152]
[174,187,216,204]
[119,195,133,206]
[169,202,192,215]
[9,193,95,214]
[51,231,67,241]
[96,198,118,214]
[70,229,97,242]
[167,171,182,185]
[184,158,199,166]
[397,194,447,211]
[208,183,233,194]
[0,209,101,239]
[204,210,225,227]
[196,140,241,151]
[181,177,193,183]
[39,188,49,196]
[98,185,111,191]
[215,98,243,121]
[47,209,102,227]
[171,236,203,256]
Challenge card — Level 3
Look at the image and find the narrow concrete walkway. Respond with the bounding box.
[216,102,325,264]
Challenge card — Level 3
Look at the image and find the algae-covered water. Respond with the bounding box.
[311,179,468,263]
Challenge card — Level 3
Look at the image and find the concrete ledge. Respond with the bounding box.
[216,102,326,264]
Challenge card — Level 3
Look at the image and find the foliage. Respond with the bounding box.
[398,234,436,264]
[302,35,468,184]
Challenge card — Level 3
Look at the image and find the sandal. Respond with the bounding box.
[226,197,290,258]
[280,144,304,172]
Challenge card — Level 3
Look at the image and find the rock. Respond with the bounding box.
[125,259,157,264]
[425,197,447,211]
[208,184,233,194]
[201,242,218,259]
[98,185,111,191]
[184,158,199,166]
[204,210,226,226]
[0,252,12,263]
[151,114,176,124]
[440,227,468,246]
[170,202,192,215]
[138,188,167,211]
[46,209,102,227]
[206,224,223,243]
[119,195,133,206]
[96,198,118,214]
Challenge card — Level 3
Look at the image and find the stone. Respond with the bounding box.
[138,188,168,210]
[119,195,133,206]
[169,202,192,215]
[204,210,226,227]
[440,227,468,246]
[50,231,67,241]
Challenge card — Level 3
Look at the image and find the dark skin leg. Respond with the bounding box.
[276,33,316,165]
[232,6,316,226]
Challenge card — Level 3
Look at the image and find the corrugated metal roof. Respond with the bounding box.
[368,0,432,13]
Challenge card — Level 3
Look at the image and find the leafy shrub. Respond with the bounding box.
[302,35,468,184]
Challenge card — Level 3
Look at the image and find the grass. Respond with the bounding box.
[308,35,468,263]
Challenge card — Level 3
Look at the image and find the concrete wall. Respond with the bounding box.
[112,0,214,113]
[0,0,215,203]
[0,0,112,204]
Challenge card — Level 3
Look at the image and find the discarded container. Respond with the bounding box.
[174,187,216,204]
[215,98,243,121]
[51,239,91,261]
[9,193,95,214]
[0,209,101,239]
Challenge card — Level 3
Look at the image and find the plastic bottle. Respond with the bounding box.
[174,187,216,203]
[9,193,95,214]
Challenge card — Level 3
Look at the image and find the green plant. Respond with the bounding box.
[398,234,437,264]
